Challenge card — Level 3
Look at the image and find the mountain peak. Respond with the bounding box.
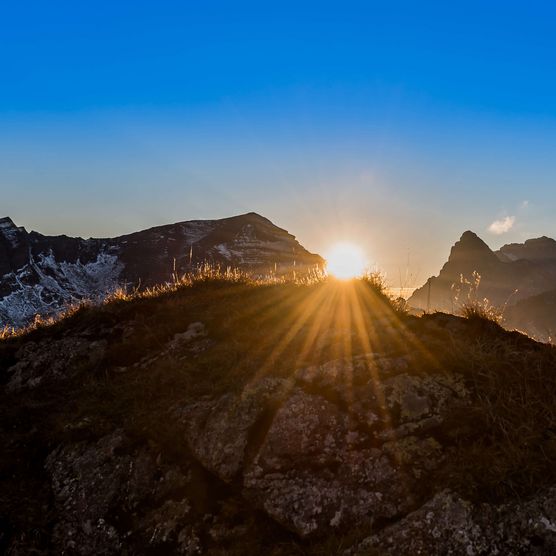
[233,212,274,225]
[459,230,483,243]
[0,216,17,229]
[448,230,496,264]
[0,217,26,247]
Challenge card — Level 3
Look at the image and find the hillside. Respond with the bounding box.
[2,276,556,554]
[0,213,323,329]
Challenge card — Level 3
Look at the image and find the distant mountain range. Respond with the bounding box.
[0,213,323,328]
[408,231,556,342]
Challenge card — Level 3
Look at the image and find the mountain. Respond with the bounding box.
[504,287,556,343]
[0,213,323,328]
[497,236,556,262]
[408,231,556,316]
[2,277,556,554]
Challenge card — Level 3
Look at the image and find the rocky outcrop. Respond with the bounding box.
[176,354,468,538]
[177,378,289,482]
[3,279,556,554]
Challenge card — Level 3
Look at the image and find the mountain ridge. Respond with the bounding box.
[0,212,323,328]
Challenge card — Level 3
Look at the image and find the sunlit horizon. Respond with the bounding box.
[325,242,368,280]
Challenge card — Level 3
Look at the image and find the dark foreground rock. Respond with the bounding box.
[24,356,556,555]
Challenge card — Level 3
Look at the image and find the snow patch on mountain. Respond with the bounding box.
[0,252,123,328]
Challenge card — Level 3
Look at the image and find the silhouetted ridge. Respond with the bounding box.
[498,236,556,262]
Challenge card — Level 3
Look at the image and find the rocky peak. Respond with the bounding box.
[0,217,26,245]
[447,230,497,265]
[0,217,30,277]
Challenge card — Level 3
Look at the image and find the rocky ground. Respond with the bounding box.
[2,278,556,554]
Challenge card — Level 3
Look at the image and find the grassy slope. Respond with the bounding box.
[2,277,556,553]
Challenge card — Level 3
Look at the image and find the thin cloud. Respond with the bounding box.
[488,215,515,235]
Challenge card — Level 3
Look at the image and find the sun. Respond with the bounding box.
[325,242,367,280]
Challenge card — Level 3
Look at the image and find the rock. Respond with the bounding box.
[250,388,360,468]
[348,491,483,555]
[7,337,106,391]
[139,499,202,555]
[295,354,407,426]
[349,488,556,555]
[172,356,470,538]
[45,431,130,554]
[169,322,207,350]
[176,378,290,482]
[382,372,468,424]
[297,355,468,439]
[296,353,410,394]
[45,430,192,555]
[244,389,415,537]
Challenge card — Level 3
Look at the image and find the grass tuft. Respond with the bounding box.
[460,300,502,324]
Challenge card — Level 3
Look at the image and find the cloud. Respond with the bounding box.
[520,200,529,209]
[488,215,515,235]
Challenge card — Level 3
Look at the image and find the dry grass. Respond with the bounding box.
[0,264,392,340]
[460,299,503,324]
[436,321,556,501]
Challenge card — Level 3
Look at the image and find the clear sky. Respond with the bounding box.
[2,1,556,284]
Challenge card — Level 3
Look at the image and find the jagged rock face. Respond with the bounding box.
[0,213,322,328]
[409,231,556,323]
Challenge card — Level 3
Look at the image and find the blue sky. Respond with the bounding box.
[2,1,556,282]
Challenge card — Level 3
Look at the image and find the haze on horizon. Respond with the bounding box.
[2,1,556,285]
